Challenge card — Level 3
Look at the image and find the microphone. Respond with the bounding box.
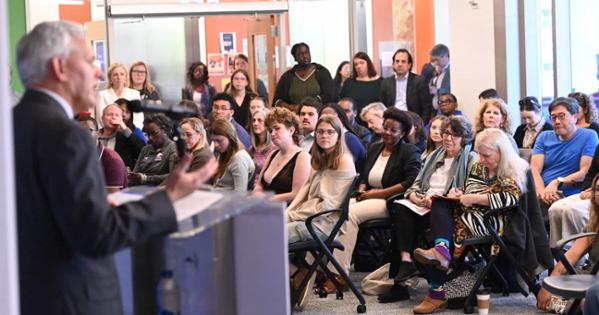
[127,100,197,119]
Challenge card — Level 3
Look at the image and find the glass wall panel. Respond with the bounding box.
[570,0,599,107]
[539,0,554,106]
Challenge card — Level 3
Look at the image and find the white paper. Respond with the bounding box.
[394,199,431,216]
[173,190,223,221]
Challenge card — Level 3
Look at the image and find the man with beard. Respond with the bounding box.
[273,42,336,112]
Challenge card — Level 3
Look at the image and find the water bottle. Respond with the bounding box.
[157,269,180,315]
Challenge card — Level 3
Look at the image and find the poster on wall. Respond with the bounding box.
[92,40,107,82]
[220,32,236,54]
[207,53,225,75]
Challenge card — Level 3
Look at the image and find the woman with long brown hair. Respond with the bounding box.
[225,69,255,128]
[340,52,383,115]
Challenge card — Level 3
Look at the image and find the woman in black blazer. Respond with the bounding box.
[328,107,421,292]
[513,96,553,148]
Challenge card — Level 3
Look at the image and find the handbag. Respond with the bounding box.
[360,263,394,295]
[442,262,484,299]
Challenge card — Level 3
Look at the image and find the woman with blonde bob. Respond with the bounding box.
[177,117,212,172]
[129,61,161,102]
[210,118,255,192]
[286,114,356,309]
[474,98,517,149]
[97,63,142,125]
[411,128,529,314]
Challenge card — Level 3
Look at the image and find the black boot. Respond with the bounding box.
[377,284,410,303]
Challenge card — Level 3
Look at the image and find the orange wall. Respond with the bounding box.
[58,2,91,25]
[371,0,394,74]
[414,0,435,73]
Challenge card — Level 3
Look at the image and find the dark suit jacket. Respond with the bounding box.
[380,72,433,122]
[513,121,553,148]
[360,140,421,190]
[14,90,178,315]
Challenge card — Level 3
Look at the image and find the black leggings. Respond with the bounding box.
[389,203,430,253]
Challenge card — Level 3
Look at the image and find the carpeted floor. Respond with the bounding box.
[297,272,545,315]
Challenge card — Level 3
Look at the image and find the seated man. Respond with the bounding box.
[437,92,463,117]
[97,104,145,169]
[210,92,251,149]
[338,97,372,147]
[531,97,598,226]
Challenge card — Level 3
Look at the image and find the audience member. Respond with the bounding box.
[412,128,528,314]
[298,96,321,151]
[255,107,311,203]
[115,98,146,143]
[333,61,352,97]
[287,115,356,309]
[223,54,268,101]
[225,69,255,128]
[128,114,176,186]
[422,115,449,161]
[211,92,251,149]
[273,42,335,111]
[176,117,212,172]
[76,114,128,192]
[129,61,161,102]
[437,92,462,116]
[478,88,501,101]
[339,97,372,147]
[97,103,145,169]
[182,61,216,118]
[210,118,255,192]
[97,63,142,126]
[569,91,599,137]
[333,108,421,292]
[531,97,599,223]
[537,174,599,311]
[380,115,475,303]
[474,97,517,149]
[249,95,267,116]
[428,44,451,112]
[248,107,277,188]
[360,102,387,146]
[405,111,427,153]
[320,103,367,171]
[380,48,433,122]
[340,52,383,116]
[513,96,553,149]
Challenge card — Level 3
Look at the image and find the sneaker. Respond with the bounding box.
[394,261,419,283]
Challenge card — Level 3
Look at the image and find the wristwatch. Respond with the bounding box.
[556,177,566,187]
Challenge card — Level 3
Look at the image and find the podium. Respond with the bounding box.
[117,189,290,315]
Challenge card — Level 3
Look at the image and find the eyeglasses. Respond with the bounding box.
[131,70,147,75]
[315,129,337,137]
[550,113,568,122]
[443,130,460,138]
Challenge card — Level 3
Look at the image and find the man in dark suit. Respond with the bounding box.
[380,48,433,123]
[13,21,217,315]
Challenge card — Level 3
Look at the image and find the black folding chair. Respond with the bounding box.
[288,175,367,313]
[542,232,599,315]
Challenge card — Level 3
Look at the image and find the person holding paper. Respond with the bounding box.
[378,115,476,303]
[13,21,217,315]
[411,128,528,314]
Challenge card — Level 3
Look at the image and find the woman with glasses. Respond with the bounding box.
[412,128,528,314]
[569,92,599,137]
[210,118,255,192]
[128,114,177,186]
[330,108,421,293]
[286,114,356,309]
[225,69,255,129]
[377,115,476,303]
[176,117,212,172]
[513,96,553,149]
[320,103,367,172]
[129,61,161,103]
[254,107,310,203]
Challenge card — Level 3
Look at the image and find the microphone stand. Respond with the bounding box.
[171,119,186,160]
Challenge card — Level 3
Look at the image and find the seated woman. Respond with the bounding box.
[254,107,310,203]
[379,115,475,303]
[128,114,177,186]
[474,98,518,150]
[248,107,277,188]
[359,102,387,147]
[287,115,356,309]
[210,118,255,192]
[177,117,212,172]
[421,115,449,161]
[332,108,421,291]
[537,173,599,311]
[411,128,529,314]
[249,95,267,117]
[320,103,366,171]
[513,96,552,149]
[405,111,427,153]
[570,92,599,137]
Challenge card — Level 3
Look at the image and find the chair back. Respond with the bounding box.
[325,174,361,244]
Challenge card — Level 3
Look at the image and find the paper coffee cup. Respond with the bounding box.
[476,293,490,314]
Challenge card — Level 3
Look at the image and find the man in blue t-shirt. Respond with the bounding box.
[531,97,599,223]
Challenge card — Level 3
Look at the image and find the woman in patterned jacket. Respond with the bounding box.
[411,128,529,314]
